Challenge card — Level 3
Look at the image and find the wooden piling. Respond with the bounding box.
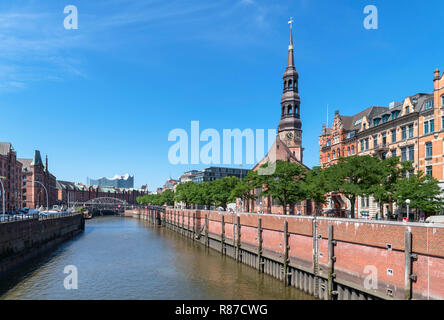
[283,220,289,286]
[205,214,209,248]
[404,231,417,300]
[257,218,263,272]
[327,224,336,300]
[236,215,241,261]
[221,215,225,255]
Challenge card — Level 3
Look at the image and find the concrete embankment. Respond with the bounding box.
[130,207,444,300]
[0,214,84,276]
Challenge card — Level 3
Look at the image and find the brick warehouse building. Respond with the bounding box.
[319,68,444,220]
[0,142,23,211]
[56,180,148,205]
[243,23,313,215]
[19,150,57,209]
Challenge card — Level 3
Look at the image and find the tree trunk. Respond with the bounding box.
[282,200,287,215]
[379,202,384,221]
[350,197,356,218]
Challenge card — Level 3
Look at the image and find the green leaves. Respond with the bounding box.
[393,170,443,214]
[257,161,308,215]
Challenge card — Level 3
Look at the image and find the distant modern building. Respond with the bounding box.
[192,167,250,184]
[179,170,199,183]
[87,173,134,189]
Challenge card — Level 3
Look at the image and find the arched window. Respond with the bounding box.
[351,145,355,155]
[347,147,350,156]
[288,80,293,88]
[333,150,336,159]
[288,105,293,114]
[284,81,287,89]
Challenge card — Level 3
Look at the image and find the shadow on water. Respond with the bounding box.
[0,232,85,297]
[0,217,314,300]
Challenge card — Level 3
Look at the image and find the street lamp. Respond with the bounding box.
[0,176,6,216]
[406,199,411,221]
[26,180,49,212]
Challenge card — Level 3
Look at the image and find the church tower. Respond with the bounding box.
[278,20,303,163]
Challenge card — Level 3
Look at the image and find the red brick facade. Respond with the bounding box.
[0,143,23,211]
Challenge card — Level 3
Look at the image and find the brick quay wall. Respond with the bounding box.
[0,214,85,276]
[130,207,444,300]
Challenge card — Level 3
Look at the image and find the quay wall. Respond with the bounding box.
[131,207,444,300]
[0,214,85,276]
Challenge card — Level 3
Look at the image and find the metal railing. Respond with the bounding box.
[0,211,81,224]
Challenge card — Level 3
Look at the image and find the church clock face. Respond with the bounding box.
[285,132,294,141]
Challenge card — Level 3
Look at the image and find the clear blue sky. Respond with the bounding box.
[1,0,443,191]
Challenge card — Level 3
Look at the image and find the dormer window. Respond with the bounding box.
[405,106,410,115]
[391,110,400,120]
[373,118,381,127]
[382,115,389,123]
[424,100,434,111]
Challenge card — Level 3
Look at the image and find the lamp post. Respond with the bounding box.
[27,180,49,212]
[406,199,411,221]
[0,176,6,217]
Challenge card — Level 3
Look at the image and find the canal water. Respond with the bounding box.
[0,217,314,300]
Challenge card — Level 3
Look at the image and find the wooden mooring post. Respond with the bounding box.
[205,214,209,248]
[221,215,225,255]
[283,220,290,286]
[257,217,263,272]
[236,216,241,261]
[192,213,196,240]
[327,225,337,300]
[404,231,417,300]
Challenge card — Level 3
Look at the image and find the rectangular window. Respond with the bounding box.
[430,119,435,133]
[408,124,414,138]
[360,140,364,151]
[391,129,396,143]
[401,147,407,162]
[373,136,378,148]
[408,146,414,161]
[402,126,407,140]
[365,139,369,150]
[426,166,433,177]
[424,121,429,134]
[426,142,433,158]
[442,116,444,131]
[392,149,397,158]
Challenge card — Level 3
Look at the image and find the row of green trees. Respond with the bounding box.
[137,156,444,219]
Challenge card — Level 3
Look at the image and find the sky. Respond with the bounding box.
[1,0,443,191]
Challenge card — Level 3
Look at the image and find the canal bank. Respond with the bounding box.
[0,216,313,300]
[0,213,84,277]
[134,207,444,300]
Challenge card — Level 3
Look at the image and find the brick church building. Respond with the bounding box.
[242,23,313,215]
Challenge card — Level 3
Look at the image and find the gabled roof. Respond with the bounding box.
[18,158,33,172]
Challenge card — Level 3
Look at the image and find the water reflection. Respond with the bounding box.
[0,217,314,300]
